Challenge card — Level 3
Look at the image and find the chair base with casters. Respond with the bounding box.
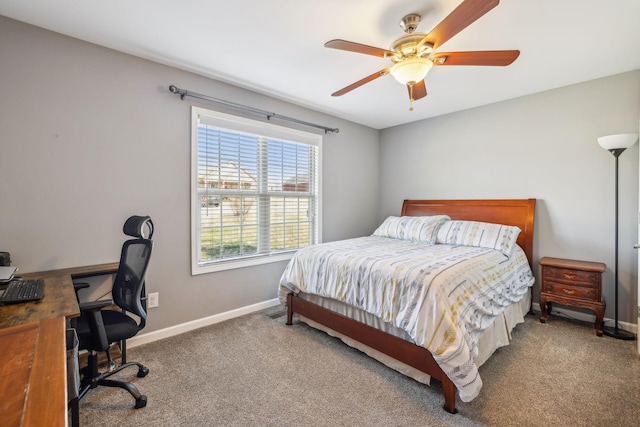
[78,348,149,409]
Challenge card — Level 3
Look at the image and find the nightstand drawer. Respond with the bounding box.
[545,282,598,300]
[542,267,599,286]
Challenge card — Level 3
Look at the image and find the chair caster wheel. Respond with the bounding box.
[137,366,149,377]
[134,395,147,409]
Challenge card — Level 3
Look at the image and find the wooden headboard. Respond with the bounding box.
[401,199,536,268]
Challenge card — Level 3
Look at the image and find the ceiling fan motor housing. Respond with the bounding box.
[389,33,433,62]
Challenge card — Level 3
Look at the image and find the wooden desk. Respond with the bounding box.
[0,317,67,427]
[0,263,118,426]
[0,262,119,329]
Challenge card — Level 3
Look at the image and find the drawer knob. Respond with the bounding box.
[562,288,576,295]
[563,273,577,280]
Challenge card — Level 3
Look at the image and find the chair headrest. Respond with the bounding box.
[123,215,154,239]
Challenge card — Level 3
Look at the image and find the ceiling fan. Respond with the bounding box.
[325,0,519,110]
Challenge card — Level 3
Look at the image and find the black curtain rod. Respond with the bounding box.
[168,85,339,134]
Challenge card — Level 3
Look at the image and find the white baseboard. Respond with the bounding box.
[531,302,638,335]
[127,298,281,349]
[127,299,636,350]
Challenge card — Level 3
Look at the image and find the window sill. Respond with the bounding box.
[192,251,295,275]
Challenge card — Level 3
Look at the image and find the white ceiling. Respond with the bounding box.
[2,0,639,129]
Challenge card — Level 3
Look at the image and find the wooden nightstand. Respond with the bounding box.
[538,257,606,336]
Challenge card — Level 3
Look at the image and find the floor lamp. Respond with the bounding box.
[597,133,639,340]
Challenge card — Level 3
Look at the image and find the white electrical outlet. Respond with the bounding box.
[148,292,159,308]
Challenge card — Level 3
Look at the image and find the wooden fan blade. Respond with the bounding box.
[332,68,391,96]
[432,50,520,66]
[418,0,499,50]
[325,39,396,58]
[408,80,427,100]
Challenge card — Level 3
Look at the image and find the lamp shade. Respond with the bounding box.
[390,58,433,85]
[597,133,639,151]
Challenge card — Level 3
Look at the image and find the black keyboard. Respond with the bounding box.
[0,279,45,304]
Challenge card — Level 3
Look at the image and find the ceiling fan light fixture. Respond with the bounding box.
[390,57,433,85]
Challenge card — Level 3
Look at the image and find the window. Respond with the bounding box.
[191,107,322,274]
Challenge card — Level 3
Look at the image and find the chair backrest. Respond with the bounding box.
[112,216,154,328]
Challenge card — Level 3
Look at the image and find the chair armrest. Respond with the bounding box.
[73,282,91,303]
[79,299,114,312]
[78,299,114,352]
[74,282,90,291]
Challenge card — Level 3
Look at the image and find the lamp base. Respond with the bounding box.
[601,325,636,340]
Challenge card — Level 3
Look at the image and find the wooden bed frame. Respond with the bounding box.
[286,199,536,414]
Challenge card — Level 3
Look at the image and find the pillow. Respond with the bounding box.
[435,220,521,256]
[372,215,450,244]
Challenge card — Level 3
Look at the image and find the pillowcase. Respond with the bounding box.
[435,220,521,256]
[372,215,451,244]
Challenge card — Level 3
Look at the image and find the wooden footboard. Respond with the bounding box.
[286,292,458,414]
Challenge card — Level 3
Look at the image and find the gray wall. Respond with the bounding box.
[3,15,639,330]
[0,17,380,332]
[380,70,640,324]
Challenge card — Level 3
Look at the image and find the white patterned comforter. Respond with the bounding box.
[278,236,534,402]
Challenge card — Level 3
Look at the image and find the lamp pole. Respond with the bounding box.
[601,147,636,340]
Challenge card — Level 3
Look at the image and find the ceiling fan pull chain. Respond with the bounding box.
[408,83,415,111]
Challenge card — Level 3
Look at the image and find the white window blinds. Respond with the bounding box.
[191,107,321,273]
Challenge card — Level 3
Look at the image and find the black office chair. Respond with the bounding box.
[72,215,154,410]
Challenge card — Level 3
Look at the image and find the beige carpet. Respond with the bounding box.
[78,308,640,426]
